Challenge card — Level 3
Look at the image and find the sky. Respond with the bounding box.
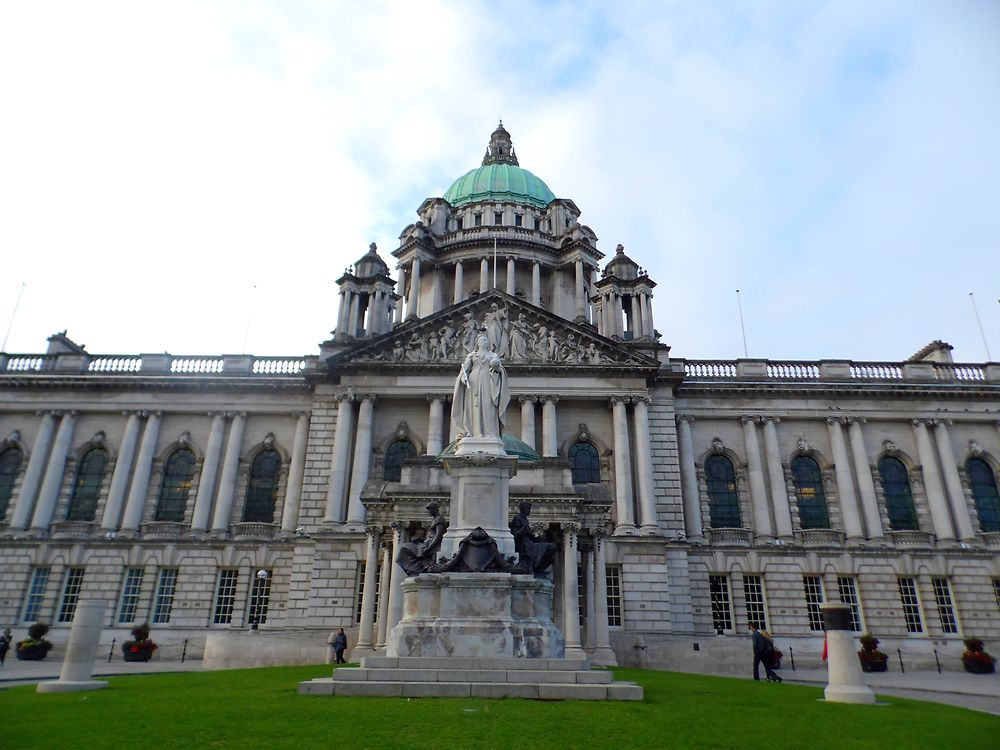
[1,1,999,363]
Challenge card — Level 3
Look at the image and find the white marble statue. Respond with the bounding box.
[452,334,510,439]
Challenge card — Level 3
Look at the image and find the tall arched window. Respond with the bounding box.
[877,456,918,530]
[66,447,109,521]
[967,457,1000,533]
[705,455,741,528]
[243,450,281,523]
[791,455,830,529]
[568,441,601,484]
[383,440,416,482]
[0,446,24,518]
[155,449,196,522]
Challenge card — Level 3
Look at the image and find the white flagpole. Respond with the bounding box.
[736,289,749,358]
[493,238,498,289]
[2,282,26,352]
[969,292,992,361]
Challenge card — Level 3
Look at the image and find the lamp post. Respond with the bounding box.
[250,569,269,630]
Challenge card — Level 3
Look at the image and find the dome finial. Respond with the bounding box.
[482,121,519,166]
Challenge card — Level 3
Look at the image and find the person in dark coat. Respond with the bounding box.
[748,622,781,682]
[333,628,348,664]
[0,628,11,665]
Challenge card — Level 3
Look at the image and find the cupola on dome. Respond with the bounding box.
[443,122,556,209]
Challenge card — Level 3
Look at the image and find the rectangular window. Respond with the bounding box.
[514,214,522,227]
[117,568,144,623]
[22,567,50,623]
[898,577,923,633]
[742,575,767,630]
[152,568,179,625]
[58,568,85,623]
[213,569,239,625]
[533,217,541,231]
[931,578,958,634]
[994,579,1000,609]
[355,565,381,626]
[803,576,825,631]
[709,575,733,631]
[493,211,502,225]
[247,570,272,626]
[456,217,463,230]
[606,565,622,628]
[474,213,482,227]
[837,576,863,632]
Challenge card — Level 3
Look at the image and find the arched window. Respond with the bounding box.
[791,455,830,529]
[705,455,741,528]
[66,447,109,521]
[383,440,416,482]
[568,441,601,484]
[877,456,918,530]
[967,457,1000,533]
[242,450,281,523]
[0,446,24,518]
[155,449,196,522]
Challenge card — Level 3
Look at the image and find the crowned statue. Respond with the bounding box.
[452,333,510,442]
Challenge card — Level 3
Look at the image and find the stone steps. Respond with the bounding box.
[297,656,643,701]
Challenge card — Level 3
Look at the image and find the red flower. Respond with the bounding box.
[131,645,139,653]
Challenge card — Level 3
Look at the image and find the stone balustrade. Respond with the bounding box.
[980,532,1000,549]
[796,529,846,547]
[706,528,752,547]
[887,530,936,548]
[231,522,281,540]
[49,521,97,539]
[683,359,997,384]
[0,353,309,378]
[140,521,187,539]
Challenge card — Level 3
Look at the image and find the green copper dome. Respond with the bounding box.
[444,163,555,209]
[443,122,556,209]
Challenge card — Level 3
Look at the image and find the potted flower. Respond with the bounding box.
[962,638,996,675]
[857,634,888,672]
[16,622,53,661]
[121,623,157,662]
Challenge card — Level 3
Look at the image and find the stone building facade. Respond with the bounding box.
[1,124,998,671]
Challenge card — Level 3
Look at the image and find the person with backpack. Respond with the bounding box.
[759,628,782,682]
[748,622,782,682]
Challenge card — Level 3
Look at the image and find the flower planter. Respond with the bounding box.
[123,650,153,662]
[860,661,888,673]
[963,659,996,675]
[15,645,50,661]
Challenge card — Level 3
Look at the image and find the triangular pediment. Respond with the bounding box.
[326,291,659,370]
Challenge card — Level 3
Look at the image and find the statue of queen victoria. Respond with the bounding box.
[452,334,510,440]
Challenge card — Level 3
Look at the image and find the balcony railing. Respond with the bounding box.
[141,521,187,539]
[231,522,280,540]
[683,359,996,384]
[49,521,97,539]
[796,529,846,547]
[887,530,935,548]
[706,528,753,546]
[0,352,309,378]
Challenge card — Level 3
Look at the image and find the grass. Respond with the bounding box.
[2,665,995,750]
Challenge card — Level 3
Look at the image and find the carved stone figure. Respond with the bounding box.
[484,303,508,354]
[509,313,529,360]
[429,526,515,574]
[509,501,556,575]
[459,311,480,353]
[397,502,447,576]
[452,334,510,439]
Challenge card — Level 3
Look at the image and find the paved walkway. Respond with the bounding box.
[2,657,997,714]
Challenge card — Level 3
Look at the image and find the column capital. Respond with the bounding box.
[560,521,581,533]
[225,411,248,419]
[357,393,378,405]
[609,395,630,406]
[846,416,867,425]
[292,410,311,419]
[911,417,932,428]
[426,394,446,404]
[825,416,848,426]
[334,389,355,402]
[677,414,695,424]
[365,525,383,538]
[760,416,780,425]
[632,394,651,406]
[540,394,560,404]
[740,415,762,425]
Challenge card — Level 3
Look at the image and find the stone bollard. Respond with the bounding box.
[37,600,109,693]
[821,601,875,704]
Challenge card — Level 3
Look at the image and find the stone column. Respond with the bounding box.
[408,258,423,319]
[911,419,955,541]
[611,396,636,534]
[762,418,793,539]
[101,411,142,532]
[384,523,405,637]
[479,258,489,293]
[352,527,381,659]
[280,412,311,533]
[334,290,349,340]
[932,420,975,540]
[324,395,355,525]
[575,258,586,320]
[642,293,654,337]
[541,396,559,458]
[346,395,376,526]
[210,412,247,534]
[632,396,659,533]
[614,294,624,337]
[430,265,443,316]
[591,532,617,666]
[740,416,773,540]
[190,412,226,532]
[425,396,444,456]
[347,293,360,338]
[368,291,383,336]
[36,600,108,693]
[453,260,464,304]
[10,411,57,530]
[506,256,516,295]
[562,524,585,659]
[531,261,541,306]
[519,396,537,450]
[676,415,704,541]
[826,417,864,541]
[374,540,393,650]
[394,268,405,325]
[629,295,640,337]
[583,539,596,651]
[120,411,161,533]
[847,419,883,540]
[30,411,77,533]
[820,602,875,704]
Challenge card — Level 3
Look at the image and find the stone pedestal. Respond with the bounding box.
[37,600,108,693]
[821,602,875,704]
[387,572,562,658]
[441,450,518,558]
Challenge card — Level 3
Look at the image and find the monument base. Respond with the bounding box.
[440,453,518,558]
[37,679,108,693]
[823,685,876,704]
[387,572,562,658]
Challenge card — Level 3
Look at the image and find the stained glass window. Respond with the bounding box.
[705,455,741,528]
[967,458,1000,533]
[66,448,108,521]
[878,456,918,531]
[569,442,601,484]
[791,455,830,529]
[155,449,196,522]
[242,450,281,523]
[383,440,416,482]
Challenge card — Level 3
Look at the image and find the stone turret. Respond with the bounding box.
[592,245,657,341]
[334,243,400,341]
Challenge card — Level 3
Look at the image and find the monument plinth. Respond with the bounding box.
[821,602,876,704]
[440,450,518,558]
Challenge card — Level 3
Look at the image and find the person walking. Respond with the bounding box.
[333,628,348,664]
[748,622,781,682]
[0,627,12,666]
[759,628,782,682]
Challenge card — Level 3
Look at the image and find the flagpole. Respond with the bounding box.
[1,282,26,352]
[969,292,992,361]
[736,289,749,358]
[493,238,498,289]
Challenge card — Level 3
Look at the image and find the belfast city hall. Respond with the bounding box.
[1,123,998,672]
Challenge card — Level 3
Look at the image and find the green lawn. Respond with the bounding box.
[1,665,995,750]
